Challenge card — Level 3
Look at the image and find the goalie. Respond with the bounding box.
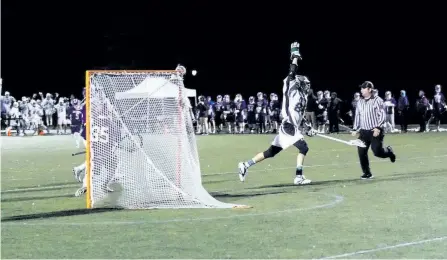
[238,42,317,185]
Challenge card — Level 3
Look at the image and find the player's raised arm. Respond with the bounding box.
[288,42,302,80]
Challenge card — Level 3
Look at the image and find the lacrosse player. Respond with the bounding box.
[384,91,397,133]
[397,90,410,132]
[54,98,68,134]
[352,81,396,179]
[238,42,317,185]
[430,84,446,132]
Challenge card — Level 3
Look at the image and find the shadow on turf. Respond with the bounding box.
[249,168,447,190]
[1,194,74,203]
[202,179,230,185]
[1,208,123,222]
[1,185,79,195]
[210,190,286,199]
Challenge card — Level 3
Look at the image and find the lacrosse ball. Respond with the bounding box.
[192,70,197,76]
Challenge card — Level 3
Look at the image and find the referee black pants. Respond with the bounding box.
[357,129,391,174]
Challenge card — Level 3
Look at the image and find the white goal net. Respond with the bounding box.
[85,70,246,209]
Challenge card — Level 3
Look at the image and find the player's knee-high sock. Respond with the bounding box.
[296,165,303,176]
[73,132,80,147]
[296,153,305,175]
[82,172,87,188]
[244,158,257,168]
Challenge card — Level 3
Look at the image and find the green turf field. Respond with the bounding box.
[1,133,447,259]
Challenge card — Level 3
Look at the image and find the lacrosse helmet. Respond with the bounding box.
[248,96,255,104]
[385,91,392,99]
[235,94,242,102]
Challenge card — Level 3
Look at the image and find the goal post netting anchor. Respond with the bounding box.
[85,70,250,209]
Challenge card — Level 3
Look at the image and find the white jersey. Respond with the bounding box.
[9,107,21,119]
[42,98,54,115]
[55,103,67,118]
[281,76,308,127]
[9,107,21,127]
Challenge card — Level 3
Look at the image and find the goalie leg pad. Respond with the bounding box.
[293,139,309,156]
[263,145,283,159]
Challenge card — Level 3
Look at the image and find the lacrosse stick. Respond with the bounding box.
[72,151,86,156]
[316,133,366,148]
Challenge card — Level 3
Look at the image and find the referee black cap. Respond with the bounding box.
[359,81,375,89]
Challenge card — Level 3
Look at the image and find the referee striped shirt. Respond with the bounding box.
[354,96,386,130]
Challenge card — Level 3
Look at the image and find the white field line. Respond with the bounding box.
[320,235,447,259]
[1,193,344,226]
[2,153,446,192]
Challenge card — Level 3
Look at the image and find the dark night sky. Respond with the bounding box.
[2,1,446,102]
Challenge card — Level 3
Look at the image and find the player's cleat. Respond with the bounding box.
[73,167,83,183]
[75,187,87,197]
[293,175,312,185]
[238,162,247,182]
[361,173,374,179]
[387,146,396,163]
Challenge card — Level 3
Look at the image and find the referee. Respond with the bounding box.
[352,81,396,179]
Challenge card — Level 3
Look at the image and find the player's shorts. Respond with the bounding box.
[57,117,67,125]
[271,122,304,149]
[271,113,280,122]
[247,113,256,125]
[214,112,223,125]
[71,125,81,134]
[45,109,54,117]
[256,113,265,123]
[236,113,244,123]
[316,114,326,125]
[225,114,235,123]
[9,119,20,127]
[32,117,43,126]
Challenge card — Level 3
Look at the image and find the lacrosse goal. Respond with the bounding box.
[85,70,248,209]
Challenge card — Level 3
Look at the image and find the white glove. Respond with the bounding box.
[304,122,316,137]
[318,104,324,109]
[290,42,302,60]
[306,128,317,137]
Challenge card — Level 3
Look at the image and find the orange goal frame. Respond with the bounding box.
[84,70,181,209]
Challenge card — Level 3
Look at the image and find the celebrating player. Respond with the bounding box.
[238,42,317,185]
